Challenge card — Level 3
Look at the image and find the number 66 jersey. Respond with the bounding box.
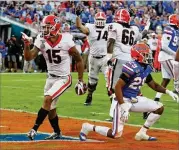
[108,23,142,61]
[34,33,75,76]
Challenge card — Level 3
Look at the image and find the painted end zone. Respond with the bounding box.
[0,133,102,142]
[0,110,178,150]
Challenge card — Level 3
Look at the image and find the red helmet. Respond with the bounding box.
[94,12,106,27]
[131,43,152,64]
[169,14,179,28]
[114,9,130,24]
[41,15,61,38]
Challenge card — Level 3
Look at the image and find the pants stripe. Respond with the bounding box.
[166,60,174,78]
[108,58,117,91]
[112,103,119,136]
[52,75,72,100]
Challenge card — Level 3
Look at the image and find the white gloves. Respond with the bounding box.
[21,32,32,45]
[75,80,87,95]
[120,102,132,123]
[166,89,179,103]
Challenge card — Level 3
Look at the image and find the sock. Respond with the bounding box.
[138,126,148,134]
[94,126,110,137]
[33,107,49,131]
[155,92,163,99]
[49,115,61,134]
[144,113,161,128]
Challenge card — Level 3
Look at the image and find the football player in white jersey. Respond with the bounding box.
[76,12,109,105]
[154,14,179,102]
[22,15,86,140]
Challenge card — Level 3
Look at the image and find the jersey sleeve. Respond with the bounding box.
[108,23,117,40]
[34,34,43,49]
[145,74,153,83]
[66,34,75,51]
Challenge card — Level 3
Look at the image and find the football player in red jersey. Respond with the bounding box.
[22,15,86,140]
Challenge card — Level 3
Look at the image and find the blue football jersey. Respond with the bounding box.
[121,61,153,99]
[162,25,179,53]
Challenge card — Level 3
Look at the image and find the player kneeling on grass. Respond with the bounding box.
[79,43,179,141]
[22,15,86,140]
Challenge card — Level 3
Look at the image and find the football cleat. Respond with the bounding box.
[135,132,157,141]
[79,123,91,141]
[27,129,37,140]
[45,132,62,140]
[84,94,92,106]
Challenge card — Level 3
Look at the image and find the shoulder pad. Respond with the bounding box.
[122,61,140,77]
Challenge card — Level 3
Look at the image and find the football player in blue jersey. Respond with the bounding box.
[79,43,178,141]
[154,14,179,102]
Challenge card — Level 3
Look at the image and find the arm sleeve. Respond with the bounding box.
[119,73,130,84]
[145,74,153,83]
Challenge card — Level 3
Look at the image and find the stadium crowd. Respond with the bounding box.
[0,0,178,73]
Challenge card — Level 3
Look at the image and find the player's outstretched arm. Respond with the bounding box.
[21,32,39,61]
[147,74,179,102]
[69,46,84,81]
[175,48,179,61]
[76,17,89,35]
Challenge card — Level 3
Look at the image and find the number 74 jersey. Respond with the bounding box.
[34,33,75,76]
[108,23,142,61]
[85,23,109,56]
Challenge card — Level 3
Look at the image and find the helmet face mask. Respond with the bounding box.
[95,19,106,27]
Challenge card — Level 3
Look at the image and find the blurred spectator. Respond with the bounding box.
[106,8,113,23]
[44,1,52,15]
[148,33,158,59]
[0,38,7,72]
[6,35,20,72]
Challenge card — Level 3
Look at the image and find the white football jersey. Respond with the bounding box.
[34,33,75,76]
[86,23,109,56]
[108,23,142,61]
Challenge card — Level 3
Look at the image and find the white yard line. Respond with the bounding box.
[0,126,7,128]
[0,108,178,133]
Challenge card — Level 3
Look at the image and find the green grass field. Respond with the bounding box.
[1,72,178,130]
